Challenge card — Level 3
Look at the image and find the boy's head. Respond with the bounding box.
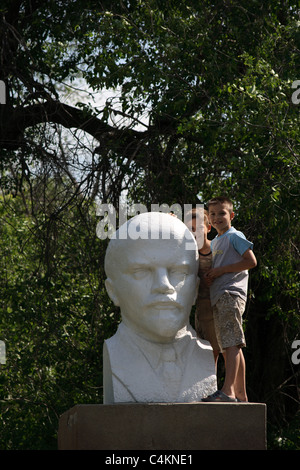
[191,207,210,226]
[207,196,234,235]
[207,196,233,214]
[185,207,211,249]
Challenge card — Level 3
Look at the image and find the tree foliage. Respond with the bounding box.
[0,0,299,449]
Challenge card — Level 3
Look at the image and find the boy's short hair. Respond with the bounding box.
[207,196,233,214]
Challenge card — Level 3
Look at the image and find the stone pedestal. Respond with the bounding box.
[58,402,266,450]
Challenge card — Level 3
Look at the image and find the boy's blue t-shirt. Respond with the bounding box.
[210,227,253,306]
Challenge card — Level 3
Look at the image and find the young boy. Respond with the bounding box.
[187,208,221,364]
[202,196,257,402]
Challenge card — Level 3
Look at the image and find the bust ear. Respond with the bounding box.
[105,278,120,306]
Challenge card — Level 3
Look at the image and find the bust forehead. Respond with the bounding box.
[104,212,198,278]
[120,211,189,237]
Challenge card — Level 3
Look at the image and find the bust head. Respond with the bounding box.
[104,212,199,343]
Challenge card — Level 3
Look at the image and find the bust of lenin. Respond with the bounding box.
[103,212,216,403]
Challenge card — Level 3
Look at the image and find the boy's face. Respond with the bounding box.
[208,202,234,235]
[186,216,210,250]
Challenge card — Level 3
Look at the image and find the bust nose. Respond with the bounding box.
[152,267,175,294]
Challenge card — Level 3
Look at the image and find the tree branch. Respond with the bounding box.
[0,100,148,151]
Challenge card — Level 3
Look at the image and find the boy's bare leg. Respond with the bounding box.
[234,348,248,402]
[213,350,220,367]
[221,345,239,399]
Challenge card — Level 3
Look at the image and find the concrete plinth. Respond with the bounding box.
[58,402,266,450]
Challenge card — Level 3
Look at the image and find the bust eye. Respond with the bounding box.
[130,267,151,279]
[169,267,188,279]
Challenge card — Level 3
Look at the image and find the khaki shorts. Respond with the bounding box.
[212,292,246,353]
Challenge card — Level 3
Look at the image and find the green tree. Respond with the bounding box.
[0,185,120,449]
[0,0,299,449]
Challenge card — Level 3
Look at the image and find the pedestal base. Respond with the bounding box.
[58,402,266,450]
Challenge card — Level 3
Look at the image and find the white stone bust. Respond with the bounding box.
[103,212,216,403]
